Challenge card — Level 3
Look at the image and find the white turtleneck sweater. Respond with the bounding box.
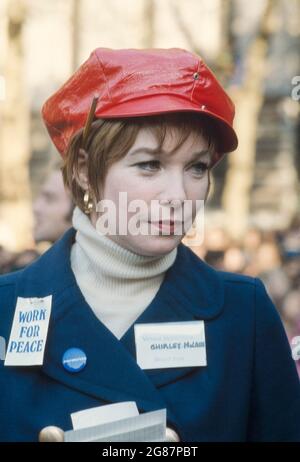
[70,207,178,339]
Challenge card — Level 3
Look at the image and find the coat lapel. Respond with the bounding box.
[14,227,224,429]
[42,283,167,412]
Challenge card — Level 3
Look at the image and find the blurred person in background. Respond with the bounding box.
[204,249,225,270]
[223,245,247,273]
[33,161,74,246]
[203,227,229,269]
[256,237,291,308]
[0,163,74,274]
[242,227,264,276]
[279,216,300,290]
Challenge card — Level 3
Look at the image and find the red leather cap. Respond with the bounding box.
[41,47,238,159]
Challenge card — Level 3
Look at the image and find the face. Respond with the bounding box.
[33,170,72,243]
[86,127,212,257]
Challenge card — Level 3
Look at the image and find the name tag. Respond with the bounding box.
[4,295,52,366]
[134,321,207,370]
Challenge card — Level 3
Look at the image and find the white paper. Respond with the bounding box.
[71,401,139,430]
[134,320,207,370]
[5,296,52,366]
[65,408,166,442]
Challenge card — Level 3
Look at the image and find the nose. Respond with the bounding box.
[159,172,187,206]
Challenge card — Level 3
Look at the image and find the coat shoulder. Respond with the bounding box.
[0,270,22,333]
[218,269,257,287]
[0,268,23,287]
[217,268,273,311]
[182,243,256,287]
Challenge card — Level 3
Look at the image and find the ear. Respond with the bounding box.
[76,148,89,191]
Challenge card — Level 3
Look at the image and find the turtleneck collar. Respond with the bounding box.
[71,206,178,284]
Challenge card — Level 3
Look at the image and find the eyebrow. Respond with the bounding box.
[129,147,211,161]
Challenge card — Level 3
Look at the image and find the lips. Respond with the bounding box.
[148,220,184,234]
[159,220,174,226]
[149,220,183,226]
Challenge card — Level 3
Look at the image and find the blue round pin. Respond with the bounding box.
[62,348,87,373]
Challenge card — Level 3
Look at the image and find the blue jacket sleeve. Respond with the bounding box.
[247,278,300,441]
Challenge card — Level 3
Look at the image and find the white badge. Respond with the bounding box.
[134,320,207,370]
[4,295,52,366]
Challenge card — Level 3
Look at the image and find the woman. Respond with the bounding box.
[0,47,299,442]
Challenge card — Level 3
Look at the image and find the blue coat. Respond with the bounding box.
[0,228,299,442]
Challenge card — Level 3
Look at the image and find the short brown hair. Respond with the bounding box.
[61,112,217,212]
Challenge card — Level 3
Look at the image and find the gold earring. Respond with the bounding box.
[83,190,93,214]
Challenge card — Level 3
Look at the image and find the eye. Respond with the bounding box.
[190,161,209,176]
[135,160,161,171]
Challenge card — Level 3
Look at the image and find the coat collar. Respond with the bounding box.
[15,228,225,432]
[18,227,224,320]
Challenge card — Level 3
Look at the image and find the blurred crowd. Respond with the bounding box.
[0,166,299,375]
[194,219,300,375]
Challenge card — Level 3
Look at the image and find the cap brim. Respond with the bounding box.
[95,94,238,154]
